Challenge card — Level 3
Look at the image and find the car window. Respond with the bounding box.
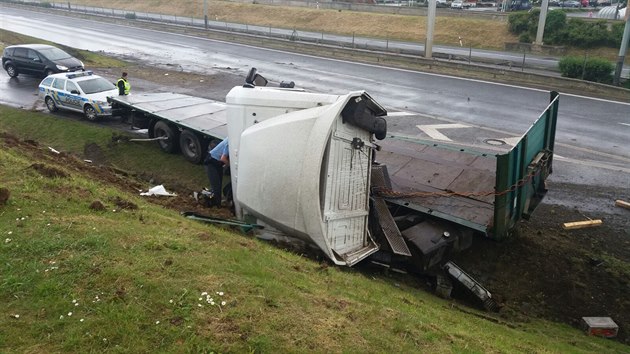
[37,47,72,61]
[66,81,79,93]
[14,47,28,58]
[77,78,116,94]
[3,48,14,56]
[40,77,54,87]
[27,49,40,61]
[52,78,66,90]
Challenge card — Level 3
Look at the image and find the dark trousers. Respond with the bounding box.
[204,158,224,207]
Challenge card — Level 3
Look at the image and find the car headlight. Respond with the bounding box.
[56,65,68,71]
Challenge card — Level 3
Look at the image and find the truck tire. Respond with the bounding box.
[179,130,207,164]
[153,121,180,154]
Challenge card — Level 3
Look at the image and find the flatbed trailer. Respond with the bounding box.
[111,93,228,163]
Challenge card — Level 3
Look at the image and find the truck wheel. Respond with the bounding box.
[179,130,207,164]
[45,97,58,112]
[84,105,98,121]
[6,64,18,78]
[153,121,180,153]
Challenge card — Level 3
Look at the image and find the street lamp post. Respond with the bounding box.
[426,0,437,58]
[612,0,630,85]
[204,0,208,29]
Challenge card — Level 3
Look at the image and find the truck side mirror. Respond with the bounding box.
[244,67,268,87]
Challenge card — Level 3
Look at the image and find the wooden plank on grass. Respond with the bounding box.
[562,220,603,230]
[614,200,630,210]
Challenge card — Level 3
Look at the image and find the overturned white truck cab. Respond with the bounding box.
[226,85,387,266]
[109,69,558,275]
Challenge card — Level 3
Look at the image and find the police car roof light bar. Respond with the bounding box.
[66,71,93,79]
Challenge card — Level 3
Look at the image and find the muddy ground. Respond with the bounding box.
[8,61,630,345]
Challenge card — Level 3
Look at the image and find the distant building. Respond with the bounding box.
[597,5,627,19]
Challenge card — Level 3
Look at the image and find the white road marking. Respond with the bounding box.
[501,137,522,147]
[620,123,630,127]
[386,111,416,117]
[416,123,470,141]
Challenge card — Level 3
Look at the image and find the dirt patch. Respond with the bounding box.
[452,198,630,344]
[30,163,69,178]
[84,142,108,165]
[89,200,106,211]
[110,196,138,210]
[0,187,10,206]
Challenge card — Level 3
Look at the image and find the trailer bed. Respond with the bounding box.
[111,93,228,139]
[377,138,497,235]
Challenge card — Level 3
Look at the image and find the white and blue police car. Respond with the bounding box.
[38,71,118,121]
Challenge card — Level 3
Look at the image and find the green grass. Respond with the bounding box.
[0,28,126,68]
[1,108,629,353]
[0,105,207,190]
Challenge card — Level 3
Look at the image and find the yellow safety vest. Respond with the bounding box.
[117,78,131,95]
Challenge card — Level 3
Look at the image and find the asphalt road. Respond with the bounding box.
[1,6,629,191]
[8,2,630,77]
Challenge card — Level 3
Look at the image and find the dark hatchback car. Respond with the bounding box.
[1,44,84,78]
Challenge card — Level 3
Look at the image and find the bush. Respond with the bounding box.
[519,33,531,43]
[543,10,567,45]
[508,12,530,34]
[610,22,629,47]
[509,9,624,50]
[558,56,614,84]
[564,19,610,48]
[124,12,137,20]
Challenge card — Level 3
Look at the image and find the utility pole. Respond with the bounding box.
[425,0,437,58]
[535,0,550,45]
[613,0,629,85]
[203,0,208,29]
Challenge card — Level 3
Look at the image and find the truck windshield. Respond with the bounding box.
[78,78,116,94]
[37,47,72,60]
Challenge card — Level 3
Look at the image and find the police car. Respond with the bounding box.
[38,71,118,121]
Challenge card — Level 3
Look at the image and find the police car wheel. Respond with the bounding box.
[45,97,58,112]
[153,120,180,154]
[6,64,18,78]
[84,105,98,121]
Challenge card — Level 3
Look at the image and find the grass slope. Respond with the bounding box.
[59,0,516,48]
[1,105,628,352]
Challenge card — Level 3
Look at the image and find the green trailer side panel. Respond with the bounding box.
[492,92,559,239]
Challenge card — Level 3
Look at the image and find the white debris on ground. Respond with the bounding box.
[139,185,177,197]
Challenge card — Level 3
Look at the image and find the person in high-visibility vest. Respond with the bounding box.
[117,72,131,95]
